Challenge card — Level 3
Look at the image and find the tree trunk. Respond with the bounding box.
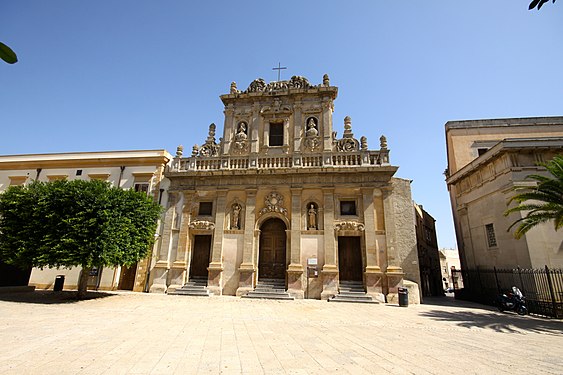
[77,266,91,299]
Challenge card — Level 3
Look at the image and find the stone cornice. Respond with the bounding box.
[0,150,172,170]
[446,137,563,185]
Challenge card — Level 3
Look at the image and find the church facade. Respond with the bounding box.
[148,75,420,302]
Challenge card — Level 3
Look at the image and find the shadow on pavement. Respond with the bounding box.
[0,290,116,304]
[420,297,563,335]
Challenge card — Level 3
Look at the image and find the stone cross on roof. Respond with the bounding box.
[272,62,287,81]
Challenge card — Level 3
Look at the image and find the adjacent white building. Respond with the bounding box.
[0,149,172,291]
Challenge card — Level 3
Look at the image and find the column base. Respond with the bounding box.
[287,264,304,299]
[236,263,255,296]
[207,262,223,296]
[385,266,405,304]
[320,265,339,300]
[365,266,385,303]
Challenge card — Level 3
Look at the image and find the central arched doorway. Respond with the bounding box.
[258,218,287,281]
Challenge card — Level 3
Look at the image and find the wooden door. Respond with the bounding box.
[118,263,137,290]
[259,219,287,280]
[338,237,363,281]
[190,235,212,279]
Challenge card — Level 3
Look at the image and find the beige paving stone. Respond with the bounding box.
[0,291,562,374]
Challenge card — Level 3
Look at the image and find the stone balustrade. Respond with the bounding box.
[171,150,389,172]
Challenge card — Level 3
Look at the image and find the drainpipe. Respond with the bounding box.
[117,166,126,188]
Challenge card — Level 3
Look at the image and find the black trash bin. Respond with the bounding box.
[54,275,65,291]
[398,287,408,307]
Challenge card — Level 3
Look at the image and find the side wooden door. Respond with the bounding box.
[338,236,363,281]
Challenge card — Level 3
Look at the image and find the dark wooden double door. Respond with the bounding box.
[190,235,212,279]
[259,219,287,280]
[338,237,363,281]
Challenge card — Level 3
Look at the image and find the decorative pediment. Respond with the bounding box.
[189,220,215,230]
[245,75,313,93]
[260,98,291,115]
[259,192,288,217]
[334,221,365,232]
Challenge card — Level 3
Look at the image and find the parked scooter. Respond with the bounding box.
[495,286,528,315]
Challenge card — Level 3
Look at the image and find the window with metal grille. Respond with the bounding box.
[269,123,284,146]
[340,200,357,216]
[485,223,497,248]
[199,202,213,216]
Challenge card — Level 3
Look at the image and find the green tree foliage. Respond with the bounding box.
[529,0,556,10]
[0,42,18,64]
[0,179,162,297]
[505,155,563,239]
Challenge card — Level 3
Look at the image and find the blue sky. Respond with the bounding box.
[1,1,562,249]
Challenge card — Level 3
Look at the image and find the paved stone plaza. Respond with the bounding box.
[0,292,561,374]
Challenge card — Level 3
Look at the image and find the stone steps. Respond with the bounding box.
[329,280,377,304]
[242,279,294,300]
[169,277,212,297]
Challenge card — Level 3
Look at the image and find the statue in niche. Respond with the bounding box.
[308,204,317,230]
[306,118,318,137]
[233,122,249,154]
[231,203,242,229]
[235,123,247,141]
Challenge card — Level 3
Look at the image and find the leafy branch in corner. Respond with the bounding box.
[529,0,557,10]
[0,42,18,64]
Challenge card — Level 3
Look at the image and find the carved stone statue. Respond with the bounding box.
[230,81,238,94]
[232,122,249,154]
[236,123,247,141]
[306,118,318,136]
[231,203,242,229]
[308,204,317,229]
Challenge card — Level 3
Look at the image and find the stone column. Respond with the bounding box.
[321,188,338,300]
[287,188,304,299]
[321,99,333,152]
[168,192,191,293]
[250,103,261,154]
[362,188,384,302]
[208,190,227,295]
[382,184,405,303]
[149,192,178,293]
[236,188,257,296]
[222,105,234,155]
[293,102,302,153]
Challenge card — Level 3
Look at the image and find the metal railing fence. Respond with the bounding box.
[452,266,563,318]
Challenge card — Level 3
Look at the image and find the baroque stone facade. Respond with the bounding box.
[148,75,420,302]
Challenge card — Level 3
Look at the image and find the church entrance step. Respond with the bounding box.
[168,277,212,297]
[242,279,294,300]
[328,280,377,304]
